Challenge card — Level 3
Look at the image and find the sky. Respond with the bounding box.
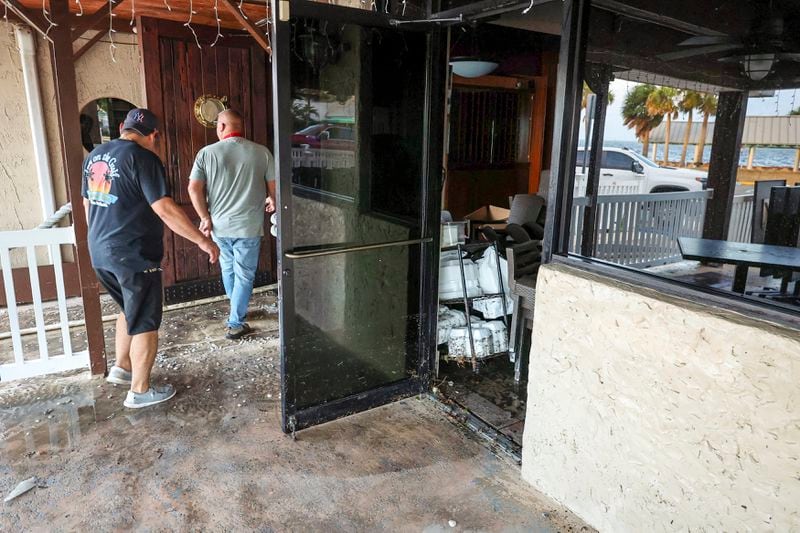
[601,81,800,142]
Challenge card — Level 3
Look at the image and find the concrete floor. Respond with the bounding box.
[0,292,591,532]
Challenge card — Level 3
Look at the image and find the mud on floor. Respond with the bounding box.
[0,292,592,532]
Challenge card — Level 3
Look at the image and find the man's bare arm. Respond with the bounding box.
[266,180,277,213]
[151,196,219,263]
[188,179,212,236]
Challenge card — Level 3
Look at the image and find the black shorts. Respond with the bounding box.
[95,268,164,335]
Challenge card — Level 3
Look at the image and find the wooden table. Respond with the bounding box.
[677,237,800,293]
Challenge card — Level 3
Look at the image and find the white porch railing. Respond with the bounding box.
[573,177,640,196]
[570,190,713,268]
[0,226,89,381]
[728,194,754,243]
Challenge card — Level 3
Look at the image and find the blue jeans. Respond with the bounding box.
[214,236,261,328]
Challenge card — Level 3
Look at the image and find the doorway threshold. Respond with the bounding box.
[427,392,522,465]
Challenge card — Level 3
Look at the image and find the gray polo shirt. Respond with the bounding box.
[189,136,275,238]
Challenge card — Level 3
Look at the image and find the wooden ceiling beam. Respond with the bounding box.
[73,25,106,60]
[0,0,52,40]
[591,0,728,38]
[219,0,270,53]
[71,0,125,42]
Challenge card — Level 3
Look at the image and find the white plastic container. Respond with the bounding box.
[483,321,508,353]
[448,326,492,358]
[438,263,482,299]
[441,221,468,247]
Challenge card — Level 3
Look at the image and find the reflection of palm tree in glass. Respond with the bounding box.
[292,99,319,130]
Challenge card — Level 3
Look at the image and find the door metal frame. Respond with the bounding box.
[271,0,446,433]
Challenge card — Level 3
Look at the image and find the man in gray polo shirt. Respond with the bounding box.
[188,109,276,339]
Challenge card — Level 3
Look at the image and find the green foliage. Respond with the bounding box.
[621,84,662,139]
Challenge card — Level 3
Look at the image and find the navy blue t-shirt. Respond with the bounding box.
[81,138,169,273]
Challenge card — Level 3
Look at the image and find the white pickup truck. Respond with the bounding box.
[575,146,708,194]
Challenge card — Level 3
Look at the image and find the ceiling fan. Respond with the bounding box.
[657,4,800,81]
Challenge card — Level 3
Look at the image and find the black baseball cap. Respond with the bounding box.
[122,108,159,136]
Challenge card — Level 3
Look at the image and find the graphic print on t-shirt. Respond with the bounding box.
[84,153,120,207]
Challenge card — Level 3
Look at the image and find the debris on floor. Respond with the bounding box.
[4,477,37,503]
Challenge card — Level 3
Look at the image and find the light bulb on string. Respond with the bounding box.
[401,0,407,15]
[108,0,117,63]
[130,0,135,26]
[211,0,221,47]
[522,0,534,14]
[184,0,201,49]
[238,0,248,20]
[264,0,272,59]
[75,0,84,16]
[163,0,172,12]
[42,0,58,38]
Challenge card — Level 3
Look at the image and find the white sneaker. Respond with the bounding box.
[106,365,132,385]
[123,384,176,409]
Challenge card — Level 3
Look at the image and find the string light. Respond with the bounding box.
[108,0,118,63]
[42,0,58,37]
[184,0,201,49]
[130,0,135,26]
[237,0,248,20]
[163,0,172,12]
[401,0,407,16]
[522,0,534,14]
[211,0,221,46]
[75,0,84,16]
[264,0,272,59]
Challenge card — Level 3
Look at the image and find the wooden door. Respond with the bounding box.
[138,17,276,302]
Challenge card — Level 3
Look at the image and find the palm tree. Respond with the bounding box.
[678,90,703,167]
[621,84,662,156]
[693,93,718,165]
[581,81,615,140]
[646,87,679,164]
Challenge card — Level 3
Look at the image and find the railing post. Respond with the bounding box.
[49,0,106,375]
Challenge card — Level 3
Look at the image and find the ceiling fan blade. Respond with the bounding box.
[658,44,743,61]
[678,35,738,47]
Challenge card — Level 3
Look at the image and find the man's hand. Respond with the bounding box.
[199,237,219,264]
[199,216,212,238]
[265,196,275,213]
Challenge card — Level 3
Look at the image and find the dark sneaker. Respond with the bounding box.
[123,384,176,409]
[225,323,253,340]
[106,365,132,385]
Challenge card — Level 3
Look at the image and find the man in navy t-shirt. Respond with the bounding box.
[82,108,219,409]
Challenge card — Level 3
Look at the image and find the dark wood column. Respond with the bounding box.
[50,0,107,375]
[580,63,613,257]
[702,91,747,241]
[542,0,590,261]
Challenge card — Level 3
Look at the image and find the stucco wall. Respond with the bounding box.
[0,26,141,266]
[521,263,800,531]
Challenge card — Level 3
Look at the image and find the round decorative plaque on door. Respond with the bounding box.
[193,94,229,128]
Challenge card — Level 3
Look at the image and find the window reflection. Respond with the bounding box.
[289,18,427,249]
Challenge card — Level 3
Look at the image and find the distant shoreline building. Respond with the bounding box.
[649,116,800,170]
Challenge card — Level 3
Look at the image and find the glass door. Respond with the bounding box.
[271,1,446,432]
